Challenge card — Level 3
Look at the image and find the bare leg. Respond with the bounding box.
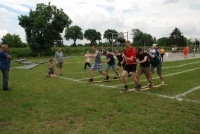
[131,72,140,85]
[122,70,128,86]
[159,75,163,81]
[89,69,93,78]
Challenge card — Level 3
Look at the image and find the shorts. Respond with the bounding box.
[91,63,103,72]
[105,64,116,71]
[124,64,137,73]
[151,64,162,75]
[57,63,63,69]
[48,70,54,75]
[137,65,152,78]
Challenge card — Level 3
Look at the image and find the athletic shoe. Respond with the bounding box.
[148,83,153,88]
[105,75,109,80]
[147,83,154,87]
[135,84,141,91]
[113,76,120,79]
[88,78,93,82]
[121,85,128,92]
[3,88,12,91]
[161,81,165,85]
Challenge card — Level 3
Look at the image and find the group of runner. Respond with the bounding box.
[47,42,164,91]
[86,41,164,91]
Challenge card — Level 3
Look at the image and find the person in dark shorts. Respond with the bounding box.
[136,48,153,88]
[103,51,120,80]
[121,41,140,91]
[113,50,125,79]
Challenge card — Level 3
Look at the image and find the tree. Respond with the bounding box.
[1,33,26,48]
[18,2,72,56]
[54,34,64,47]
[64,25,83,46]
[132,29,154,47]
[117,37,126,44]
[168,27,186,46]
[157,37,169,46]
[103,29,118,44]
[84,29,101,44]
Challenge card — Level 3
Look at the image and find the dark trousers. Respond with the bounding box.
[1,68,9,90]
[161,54,164,62]
[84,62,91,69]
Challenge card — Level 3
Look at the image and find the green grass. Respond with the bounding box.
[0,57,200,133]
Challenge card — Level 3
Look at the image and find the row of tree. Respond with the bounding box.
[1,2,199,56]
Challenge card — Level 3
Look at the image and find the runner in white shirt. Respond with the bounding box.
[84,51,91,69]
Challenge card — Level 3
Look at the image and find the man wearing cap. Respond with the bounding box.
[136,48,153,88]
[103,51,120,80]
[0,44,12,91]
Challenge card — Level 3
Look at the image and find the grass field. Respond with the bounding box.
[0,56,200,133]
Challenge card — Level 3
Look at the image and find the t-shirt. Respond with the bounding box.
[94,50,102,64]
[85,54,91,63]
[0,51,11,68]
[150,54,161,65]
[55,51,63,63]
[48,63,54,72]
[115,52,123,62]
[136,52,150,67]
[106,53,115,66]
[124,48,137,64]
[160,49,165,54]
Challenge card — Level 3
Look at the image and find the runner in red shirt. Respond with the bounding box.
[121,41,141,91]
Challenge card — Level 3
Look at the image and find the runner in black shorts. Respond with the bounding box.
[113,50,125,79]
[121,41,141,91]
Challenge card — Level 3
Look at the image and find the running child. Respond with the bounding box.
[84,51,91,69]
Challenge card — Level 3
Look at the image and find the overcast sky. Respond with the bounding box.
[0,0,200,45]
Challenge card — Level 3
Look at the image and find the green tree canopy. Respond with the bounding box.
[132,29,154,47]
[1,33,26,48]
[103,29,118,44]
[84,29,101,44]
[64,25,83,46]
[169,27,186,46]
[157,37,169,46]
[18,2,72,55]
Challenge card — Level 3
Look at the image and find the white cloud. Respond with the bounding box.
[0,29,8,39]
[0,0,200,45]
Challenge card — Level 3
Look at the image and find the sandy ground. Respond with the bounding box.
[162,52,200,62]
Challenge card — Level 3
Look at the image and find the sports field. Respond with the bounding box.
[0,54,200,133]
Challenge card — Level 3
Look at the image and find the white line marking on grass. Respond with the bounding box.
[162,61,200,69]
[58,76,117,88]
[112,67,200,88]
[58,75,200,104]
[78,74,115,80]
[144,92,200,103]
[58,76,83,83]
[174,86,200,98]
[65,71,87,74]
